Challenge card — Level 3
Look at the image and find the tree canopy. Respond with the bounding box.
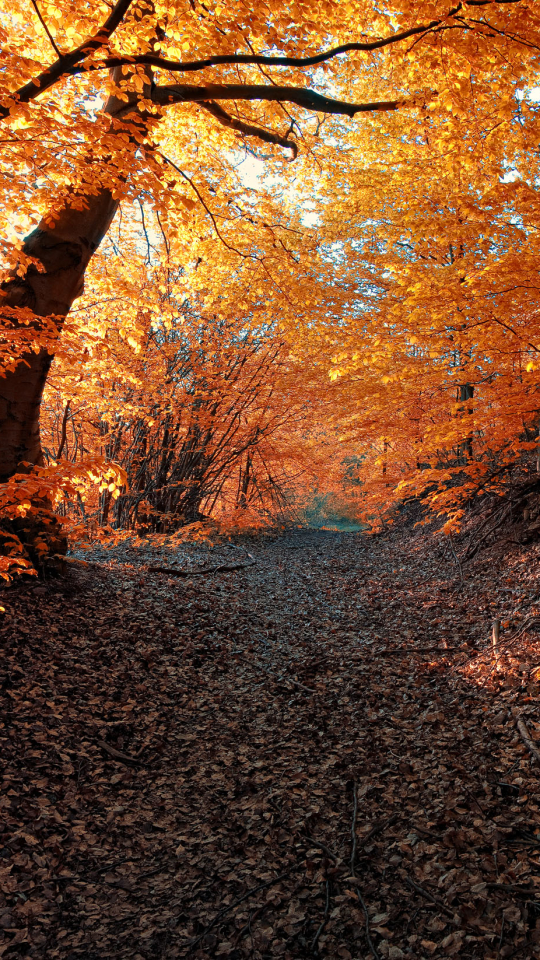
[1,0,540,573]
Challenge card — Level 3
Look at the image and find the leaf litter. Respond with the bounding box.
[2,525,540,959]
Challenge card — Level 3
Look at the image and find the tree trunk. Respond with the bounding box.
[0,60,153,483]
[0,71,150,570]
[458,382,474,463]
[0,191,118,482]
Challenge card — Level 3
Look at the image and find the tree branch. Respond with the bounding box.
[66,0,523,78]
[55,400,71,460]
[1,0,523,122]
[198,100,298,157]
[152,83,409,118]
[0,0,136,119]
[158,151,247,254]
[30,0,63,59]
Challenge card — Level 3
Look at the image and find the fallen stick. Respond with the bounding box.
[351,782,380,960]
[234,902,270,948]
[304,838,339,862]
[463,501,513,562]
[357,813,399,849]
[488,882,536,895]
[97,740,143,766]
[516,717,540,766]
[404,875,456,920]
[311,876,331,955]
[185,868,295,949]
[496,915,505,960]
[458,617,540,668]
[148,561,255,577]
[377,647,462,656]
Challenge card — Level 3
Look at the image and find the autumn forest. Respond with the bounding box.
[4,1,540,958]
[0,0,539,567]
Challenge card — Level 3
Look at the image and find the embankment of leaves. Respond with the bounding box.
[2,525,540,959]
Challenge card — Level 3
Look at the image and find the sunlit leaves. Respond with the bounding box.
[2,0,540,554]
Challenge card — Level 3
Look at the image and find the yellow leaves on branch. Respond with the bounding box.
[1,0,540,548]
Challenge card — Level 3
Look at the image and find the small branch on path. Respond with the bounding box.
[357,813,400,849]
[516,717,540,766]
[488,882,536,895]
[350,782,359,872]
[497,915,505,960]
[458,616,540,669]
[311,876,331,955]
[463,501,514,562]
[304,838,339,862]
[350,781,380,960]
[147,561,256,577]
[404,875,457,920]
[234,902,270,947]
[377,647,462,656]
[185,869,296,949]
[97,740,144,766]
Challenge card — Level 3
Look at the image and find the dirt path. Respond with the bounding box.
[2,528,540,959]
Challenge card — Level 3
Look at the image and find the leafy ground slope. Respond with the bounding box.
[2,525,540,959]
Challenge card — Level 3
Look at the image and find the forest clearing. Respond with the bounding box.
[3,0,540,957]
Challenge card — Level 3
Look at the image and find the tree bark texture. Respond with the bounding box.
[0,69,148,484]
[0,192,119,482]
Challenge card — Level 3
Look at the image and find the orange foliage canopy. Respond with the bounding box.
[1,0,540,572]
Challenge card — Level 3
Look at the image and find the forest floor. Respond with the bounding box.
[2,521,540,960]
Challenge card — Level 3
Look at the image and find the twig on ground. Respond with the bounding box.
[350,781,380,960]
[185,868,295,948]
[350,782,359,874]
[147,561,256,577]
[516,717,540,766]
[234,902,269,947]
[311,876,331,955]
[457,617,540,669]
[462,786,487,820]
[463,501,514,562]
[355,886,380,960]
[304,838,339,861]
[488,882,536,895]
[357,813,400,848]
[377,647,461,656]
[404,875,456,920]
[97,740,144,765]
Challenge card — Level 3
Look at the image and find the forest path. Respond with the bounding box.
[2,528,540,958]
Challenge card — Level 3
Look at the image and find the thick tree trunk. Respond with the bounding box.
[0,70,149,570]
[0,61,150,483]
[0,192,118,482]
[0,194,119,571]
